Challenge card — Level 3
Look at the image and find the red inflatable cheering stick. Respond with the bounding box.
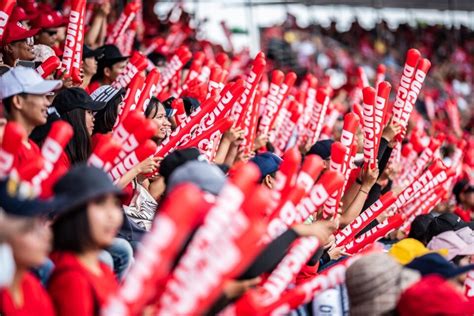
[102,184,209,316]
[111,51,148,89]
[0,122,26,178]
[106,1,139,45]
[61,0,86,83]
[88,134,122,173]
[392,49,421,130]
[36,56,61,78]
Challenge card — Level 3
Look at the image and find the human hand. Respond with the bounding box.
[292,220,338,245]
[223,277,261,299]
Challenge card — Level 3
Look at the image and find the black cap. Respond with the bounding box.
[408,214,434,243]
[406,253,474,279]
[307,139,334,160]
[426,213,467,242]
[53,164,124,215]
[97,44,129,67]
[181,97,200,116]
[453,179,474,204]
[83,45,105,60]
[159,148,203,183]
[0,178,55,217]
[52,88,106,115]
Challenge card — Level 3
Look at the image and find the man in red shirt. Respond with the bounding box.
[0,66,62,166]
[88,44,128,93]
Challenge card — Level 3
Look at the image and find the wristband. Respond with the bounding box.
[360,188,369,194]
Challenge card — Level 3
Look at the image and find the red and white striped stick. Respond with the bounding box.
[88,134,122,173]
[392,49,421,135]
[61,0,86,82]
[258,70,285,137]
[224,244,382,316]
[106,1,139,45]
[232,53,266,125]
[155,164,269,315]
[156,46,192,95]
[373,81,391,161]
[0,122,26,179]
[362,86,377,169]
[101,184,209,316]
[307,88,330,146]
[322,142,347,220]
[111,51,148,89]
[113,74,145,130]
[335,191,397,247]
[397,57,431,140]
[135,68,160,113]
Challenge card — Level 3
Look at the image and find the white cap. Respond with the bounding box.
[0,66,62,100]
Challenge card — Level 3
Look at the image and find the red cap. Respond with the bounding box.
[18,0,39,21]
[10,6,29,22]
[2,21,39,45]
[397,275,474,316]
[30,11,64,29]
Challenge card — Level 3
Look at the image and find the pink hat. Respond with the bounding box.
[427,227,474,260]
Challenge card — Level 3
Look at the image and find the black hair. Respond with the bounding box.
[408,214,434,245]
[1,93,28,116]
[145,97,164,119]
[61,108,92,164]
[52,203,94,253]
[93,91,124,134]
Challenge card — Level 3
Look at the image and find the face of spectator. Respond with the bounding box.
[151,105,172,140]
[9,217,52,268]
[83,57,97,76]
[37,28,58,47]
[87,194,123,249]
[13,93,51,126]
[85,110,94,136]
[104,60,127,81]
[461,191,474,208]
[7,38,35,61]
[0,118,6,144]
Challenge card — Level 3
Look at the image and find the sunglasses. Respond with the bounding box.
[43,29,57,36]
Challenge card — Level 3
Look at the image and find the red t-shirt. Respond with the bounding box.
[48,252,118,316]
[0,272,55,316]
[55,151,71,172]
[454,206,472,222]
[15,139,41,167]
[87,81,102,95]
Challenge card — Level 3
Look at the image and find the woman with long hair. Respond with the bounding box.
[48,165,124,316]
[49,88,106,169]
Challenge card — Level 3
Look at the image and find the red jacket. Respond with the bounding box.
[48,252,118,316]
[0,272,55,316]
